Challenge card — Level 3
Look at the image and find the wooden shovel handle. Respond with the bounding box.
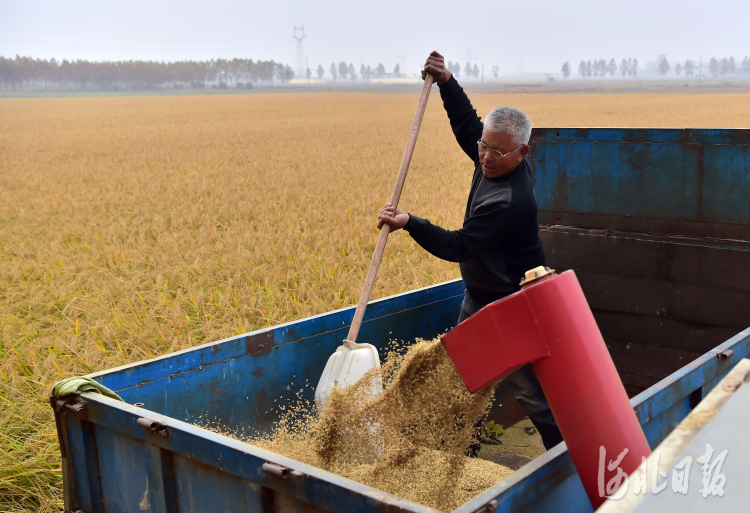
[345,73,435,344]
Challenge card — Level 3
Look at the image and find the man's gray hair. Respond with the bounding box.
[484,106,532,145]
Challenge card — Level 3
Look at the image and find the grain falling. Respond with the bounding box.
[224,339,511,511]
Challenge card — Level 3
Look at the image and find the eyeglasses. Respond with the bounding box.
[477,140,524,159]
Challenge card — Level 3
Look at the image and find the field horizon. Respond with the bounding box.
[3,76,750,99]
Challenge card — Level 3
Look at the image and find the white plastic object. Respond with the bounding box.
[315,340,381,411]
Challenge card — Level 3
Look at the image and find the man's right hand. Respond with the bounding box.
[378,203,409,231]
[422,51,452,85]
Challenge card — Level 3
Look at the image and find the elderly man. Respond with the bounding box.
[378,51,563,452]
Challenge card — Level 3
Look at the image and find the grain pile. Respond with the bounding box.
[236,339,511,511]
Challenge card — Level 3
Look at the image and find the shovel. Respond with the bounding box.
[315,73,435,410]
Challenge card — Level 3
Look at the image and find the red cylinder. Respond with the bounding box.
[442,270,650,508]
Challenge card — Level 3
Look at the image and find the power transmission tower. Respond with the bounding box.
[464,49,473,66]
[292,26,306,79]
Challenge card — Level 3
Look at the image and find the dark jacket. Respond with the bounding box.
[404,76,545,305]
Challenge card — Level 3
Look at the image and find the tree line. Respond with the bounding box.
[560,59,640,78]
[708,57,749,76]
[316,62,407,81]
[319,60,489,81]
[654,56,748,77]
[560,56,750,79]
[0,55,295,91]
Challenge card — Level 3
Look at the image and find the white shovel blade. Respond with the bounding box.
[315,342,381,411]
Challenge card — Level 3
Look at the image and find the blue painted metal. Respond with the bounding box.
[56,128,750,513]
[532,128,750,225]
[530,127,750,240]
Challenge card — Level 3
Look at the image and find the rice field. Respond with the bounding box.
[1,90,749,511]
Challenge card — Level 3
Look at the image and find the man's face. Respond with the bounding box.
[479,128,529,178]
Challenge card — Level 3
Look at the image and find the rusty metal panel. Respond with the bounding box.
[530,128,750,240]
[701,144,750,225]
[533,139,701,220]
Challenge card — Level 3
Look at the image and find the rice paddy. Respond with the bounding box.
[1,90,748,511]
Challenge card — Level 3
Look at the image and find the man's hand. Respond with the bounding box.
[422,51,452,85]
[378,203,409,231]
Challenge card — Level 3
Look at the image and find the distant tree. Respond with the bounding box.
[360,64,367,80]
[631,59,638,77]
[719,58,729,75]
[709,57,719,77]
[464,62,472,78]
[492,64,499,78]
[472,63,480,78]
[561,61,570,79]
[255,60,276,83]
[607,58,617,76]
[675,63,682,76]
[348,63,356,81]
[742,57,748,74]
[578,60,586,78]
[620,59,628,78]
[366,65,372,80]
[393,63,400,74]
[376,63,386,77]
[684,60,694,78]
[330,63,337,80]
[728,57,735,74]
[317,64,324,79]
[284,64,295,82]
[659,58,670,76]
[586,60,592,77]
[338,61,349,80]
[451,61,460,78]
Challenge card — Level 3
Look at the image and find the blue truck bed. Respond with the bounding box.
[53,127,750,512]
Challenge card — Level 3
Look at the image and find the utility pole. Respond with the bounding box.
[306,56,310,86]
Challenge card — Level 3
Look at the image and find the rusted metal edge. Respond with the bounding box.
[538,212,750,242]
[541,225,750,251]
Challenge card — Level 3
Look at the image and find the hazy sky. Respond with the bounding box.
[2,0,748,76]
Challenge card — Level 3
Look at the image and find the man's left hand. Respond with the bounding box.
[378,203,409,231]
